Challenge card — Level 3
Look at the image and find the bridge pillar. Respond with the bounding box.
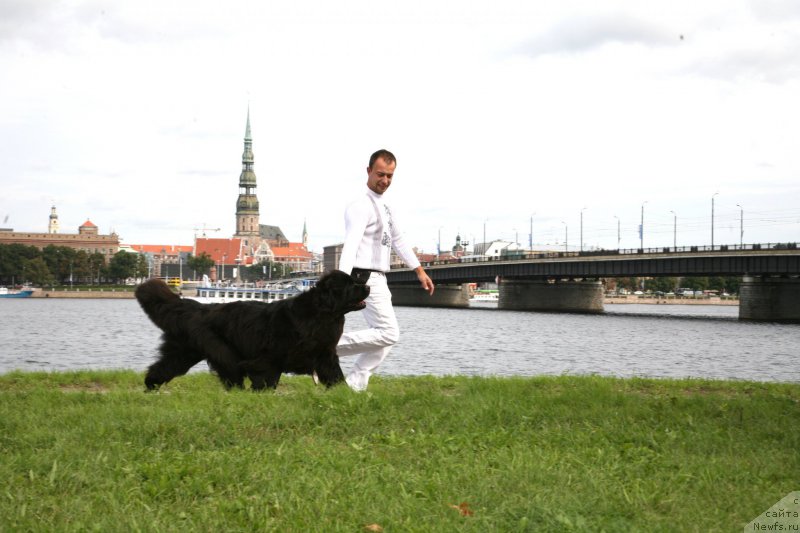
[390,284,470,308]
[499,279,604,313]
[739,276,800,323]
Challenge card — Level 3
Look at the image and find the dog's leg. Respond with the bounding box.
[249,367,282,391]
[207,360,245,390]
[145,338,203,391]
[198,334,246,390]
[315,351,346,388]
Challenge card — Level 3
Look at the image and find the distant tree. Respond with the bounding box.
[645,277,678,293]
[187,252,214,278]
[72,250,94,283]
[88,252,106,284]
[234,261,296,283]
[135,255,149,280]
[108,251,140,283]
[0,244,41,284]
[723,276,740,294]
[707,276,728,293]
[616,277,639,292]
[23,257,54,286]
[680,276,709,291]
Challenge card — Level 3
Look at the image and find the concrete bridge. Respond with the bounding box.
[385,243,800,323]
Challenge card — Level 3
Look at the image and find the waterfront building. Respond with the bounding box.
[127,244,193,278]
[0,207,120,261]
[270,242,315,273]
[223,108,312,273]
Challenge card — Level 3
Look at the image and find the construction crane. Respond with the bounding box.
[193,224,221,239]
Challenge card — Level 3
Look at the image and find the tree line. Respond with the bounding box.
[615,276,741,294]
[0,244,299,287]
[0,243,148,286]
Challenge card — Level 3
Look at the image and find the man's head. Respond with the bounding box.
[367,149,396,195]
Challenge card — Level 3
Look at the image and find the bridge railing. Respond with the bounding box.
[405,242,798,269]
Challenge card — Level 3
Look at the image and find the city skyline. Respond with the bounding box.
[1,1,798,254]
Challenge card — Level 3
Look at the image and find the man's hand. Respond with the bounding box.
[415,266,435,296]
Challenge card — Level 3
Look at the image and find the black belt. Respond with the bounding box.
[351,267,382,284]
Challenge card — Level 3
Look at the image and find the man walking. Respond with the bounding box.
[336,149,434,391]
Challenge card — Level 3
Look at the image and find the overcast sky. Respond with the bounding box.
[1,0,798,254]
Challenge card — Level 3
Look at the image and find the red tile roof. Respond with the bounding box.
[271,243,313,260]
[81,219,97,228]
[129,244,193,254]
[194,238,245,264]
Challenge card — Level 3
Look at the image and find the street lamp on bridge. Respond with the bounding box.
[529,213,535,251]
[561,221,568,253]
[580,207,587,252]
[711,192,719,247]
[670,210,677,249]
[613,215,620,249]
[736,204,744,247]
[640,201,647,250]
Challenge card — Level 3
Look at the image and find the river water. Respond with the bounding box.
[1,299,797,383]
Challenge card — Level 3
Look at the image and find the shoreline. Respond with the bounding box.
[30,289,135,299]
[604,297,738,306]
[23,290,739,305]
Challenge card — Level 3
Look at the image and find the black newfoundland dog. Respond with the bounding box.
[135,270,369,390]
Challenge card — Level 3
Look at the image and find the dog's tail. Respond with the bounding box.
[135,279,182,330]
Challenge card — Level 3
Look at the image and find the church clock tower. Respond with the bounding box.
[234,107,260,248]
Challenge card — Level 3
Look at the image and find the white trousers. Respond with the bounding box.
[336,272,399,391]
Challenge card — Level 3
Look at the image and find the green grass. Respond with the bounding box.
[0,372,797,532]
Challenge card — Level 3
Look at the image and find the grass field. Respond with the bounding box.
[1,371,797,531]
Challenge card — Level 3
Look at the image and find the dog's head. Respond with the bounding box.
[313,270,370,315]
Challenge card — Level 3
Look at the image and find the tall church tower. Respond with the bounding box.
[48,206,60,234]
[234,107,260,248]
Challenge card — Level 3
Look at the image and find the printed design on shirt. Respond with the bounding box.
[381,205,393,248]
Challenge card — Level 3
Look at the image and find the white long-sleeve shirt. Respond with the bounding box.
[338,187,421,275]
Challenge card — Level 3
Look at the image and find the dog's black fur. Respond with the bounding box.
[135,270,369,390]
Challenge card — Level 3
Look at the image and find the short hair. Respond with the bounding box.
[368,149,396,169]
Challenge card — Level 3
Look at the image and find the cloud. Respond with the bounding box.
[684,42,800,83]
[516,13,677,58]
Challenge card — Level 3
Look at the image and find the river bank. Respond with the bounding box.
[30,288,135,299]
[26,289,740,305]
[1,371,796,531]
[604,296,738,305]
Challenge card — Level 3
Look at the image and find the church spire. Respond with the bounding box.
[235,106,260,244]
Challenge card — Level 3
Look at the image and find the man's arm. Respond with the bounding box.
[388,207,434,295]
[414,266,435,295]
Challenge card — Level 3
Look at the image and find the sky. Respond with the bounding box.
[1,0,799,255]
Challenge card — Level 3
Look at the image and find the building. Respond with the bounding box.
[194,237,247,281]
[271,242,315,273]
[127,244,193,278]
[210,108,312,275]
[234,107,260,252]
[474,240,523,258]
[0,207,120,261]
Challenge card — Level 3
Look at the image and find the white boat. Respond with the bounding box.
[470,290,498,303]
[184,279,316,304]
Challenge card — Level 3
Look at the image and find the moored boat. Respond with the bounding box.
[183,279,316,304]
[469,289,498,303]
[0,287,34,298]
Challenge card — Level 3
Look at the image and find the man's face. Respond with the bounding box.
[366,157,395,195]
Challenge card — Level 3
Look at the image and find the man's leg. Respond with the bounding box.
[337,273,399,391]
